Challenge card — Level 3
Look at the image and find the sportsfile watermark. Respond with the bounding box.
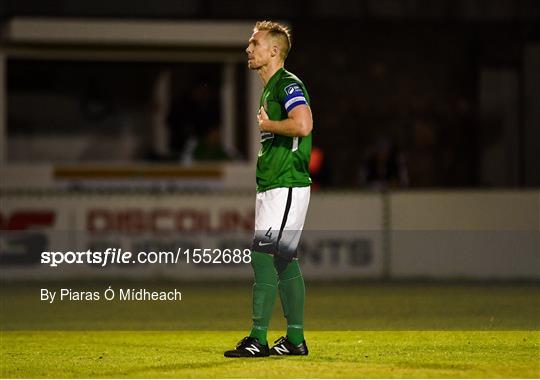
[1,229,537,332]
[40,248,252,267]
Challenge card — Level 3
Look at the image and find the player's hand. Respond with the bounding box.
[257,106,269,131]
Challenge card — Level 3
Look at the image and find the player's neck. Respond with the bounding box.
[258,61,284,86]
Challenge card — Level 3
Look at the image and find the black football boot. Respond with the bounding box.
[224,336,270,358]
[269,336,309,356]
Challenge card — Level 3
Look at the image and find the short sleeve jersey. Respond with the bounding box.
[256,68,312,192]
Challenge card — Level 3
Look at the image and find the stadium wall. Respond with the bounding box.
[0,192,384,280]
[1,191,538,281]
[389,191,540,279]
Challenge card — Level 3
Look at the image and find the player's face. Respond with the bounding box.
[246,30,272,70]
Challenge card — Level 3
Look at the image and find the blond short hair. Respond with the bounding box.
[254,20,291,60]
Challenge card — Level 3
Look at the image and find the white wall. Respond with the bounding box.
[1,191,538,280]
[390,191,539,279]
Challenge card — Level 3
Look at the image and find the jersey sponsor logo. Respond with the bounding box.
[260,131,274,142]
[273,345,290,355]
[245,344,260,355]
[258,241,273,247]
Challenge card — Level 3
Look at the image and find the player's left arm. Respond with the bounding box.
[258,105,312,137]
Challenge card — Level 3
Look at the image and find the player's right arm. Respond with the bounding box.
[258,104,312,137]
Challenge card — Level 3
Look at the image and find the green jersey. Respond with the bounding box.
[256,68,312,192]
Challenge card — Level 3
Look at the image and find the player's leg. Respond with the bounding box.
[270,186,310,356]
[248,250,277,345]
[275,257,305,345]
[271,256,308,355]
[223,252,278,358]
[224,188,290,357]
[249,189,294,345]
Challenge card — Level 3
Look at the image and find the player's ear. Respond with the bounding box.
[271,44,279,57]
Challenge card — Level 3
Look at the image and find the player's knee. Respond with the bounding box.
[273,255,291,275]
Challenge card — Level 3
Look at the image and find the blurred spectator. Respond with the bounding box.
[168,81,221,163]
[406,118,438,187]
[360,137,408,190]
[193,127,230,161]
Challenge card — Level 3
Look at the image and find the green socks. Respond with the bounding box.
[249,252,306,346]
[275,257,305,345]
[249,251,277,345]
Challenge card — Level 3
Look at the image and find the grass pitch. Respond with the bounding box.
[1,282,539,378]
[1,331,538,378]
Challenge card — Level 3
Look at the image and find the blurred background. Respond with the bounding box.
[1,0,540,189]
[0,0,539,293]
